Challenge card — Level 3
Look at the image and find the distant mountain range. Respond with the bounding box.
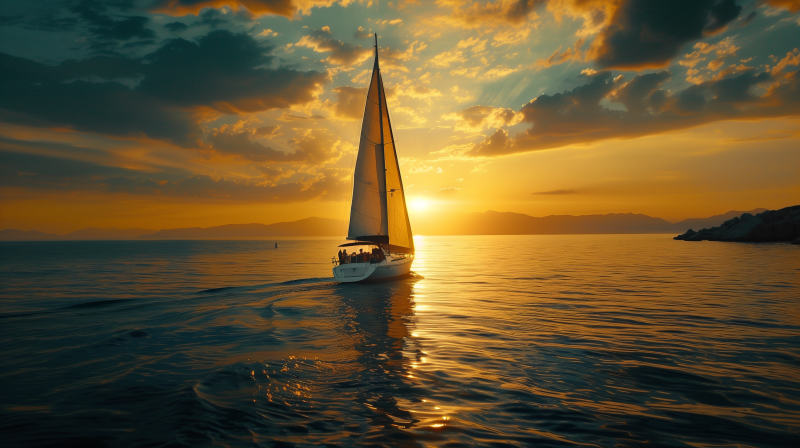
[422,208,769,235]
[0,209,769,241]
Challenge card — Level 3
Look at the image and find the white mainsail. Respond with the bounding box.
[347,36,414,254]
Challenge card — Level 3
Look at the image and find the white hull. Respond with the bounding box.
[333,255,413,283]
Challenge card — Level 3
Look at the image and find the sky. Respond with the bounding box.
[1,0,799,233]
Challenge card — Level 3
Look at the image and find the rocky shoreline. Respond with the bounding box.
[674,205,800,243]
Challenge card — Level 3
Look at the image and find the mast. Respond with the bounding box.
[374,34,389,251]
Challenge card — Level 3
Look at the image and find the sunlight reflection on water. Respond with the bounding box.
[0,236,798,447]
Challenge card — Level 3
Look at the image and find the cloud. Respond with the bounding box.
[150,0,348,19]
[678,37,744,82]
[0,30,327,145]
[164,21,188,32]
[425,50,467,68]
[393,106,428,125]
[766,0,800,13]
[394,84,443,99]
[287,128,349,166]
[70,1,155,42]
[376,42,424,72]
[457,37,487,53]
[538,1,752,71]
[192,8,233,28]
[331,86,366,120]
[772,48,800,75]
[535,38,585,68]
[207,126,306,163]
[400,157,433,173]
[296,27,373,66]
[433,187,461,196]
[258,28,279,37]
[609,70,672,113]
[458,68,800,157]
[139,30,327,114]
[0,52,196,145]
[491,28,532,46]
[354,26,371,39]
[590,0,742,70]
[254,124,282,137]
[480,65,523,79]
[433,0,543,29]
[443,105,521,132]
[471,161,492,172]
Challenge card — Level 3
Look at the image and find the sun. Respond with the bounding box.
[409,198,430,212]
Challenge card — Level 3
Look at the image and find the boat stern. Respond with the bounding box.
[332,262,377,282]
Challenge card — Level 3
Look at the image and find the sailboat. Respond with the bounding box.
[332,35,414,283]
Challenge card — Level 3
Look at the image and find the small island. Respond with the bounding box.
[674,205,800,243]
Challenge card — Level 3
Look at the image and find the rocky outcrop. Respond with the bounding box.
[674,205,800,242]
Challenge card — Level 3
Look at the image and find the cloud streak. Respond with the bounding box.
[0,142,348,203]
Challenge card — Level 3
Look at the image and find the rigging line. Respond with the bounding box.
[361,135,380,145]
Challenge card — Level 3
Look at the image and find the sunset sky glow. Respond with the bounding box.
[1,0,799,233]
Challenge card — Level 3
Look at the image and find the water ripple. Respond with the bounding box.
[0,236,798,447]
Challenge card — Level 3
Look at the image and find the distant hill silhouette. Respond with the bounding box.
[675,206,799,242]
[419,208,770,235]
[0,209,773,240]
[140,217,343,239]
[66,228,155,240]
[671,209,768,233]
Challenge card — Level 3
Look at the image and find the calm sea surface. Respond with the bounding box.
[1,235,799,447]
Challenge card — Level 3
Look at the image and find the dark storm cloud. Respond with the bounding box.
[197,8,228,28]
[138,30,326,113]
[0,30,327,145]
[0,53,196,145]
[0,145,348,203]
[70,0,154,40]
[164,21,189,32]
[592,0,742,70]
[610,71,672,113]
[458,68,800,157]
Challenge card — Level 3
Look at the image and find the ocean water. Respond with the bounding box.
[1,235,799,447]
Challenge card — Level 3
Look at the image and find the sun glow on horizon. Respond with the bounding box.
[409,198,431,213]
